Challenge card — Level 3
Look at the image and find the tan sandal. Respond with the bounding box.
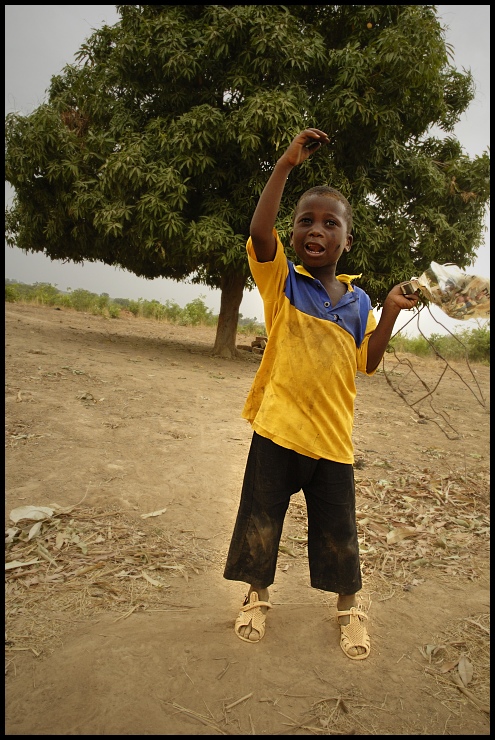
[336,607,370,660]
[234,591,272,643]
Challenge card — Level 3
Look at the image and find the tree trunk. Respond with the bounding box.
[212,272,246,358]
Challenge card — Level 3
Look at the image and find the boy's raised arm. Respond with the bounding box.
[249,128,329,263]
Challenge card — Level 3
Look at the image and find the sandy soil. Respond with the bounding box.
[5,303,490,735]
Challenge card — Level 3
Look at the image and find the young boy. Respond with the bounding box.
[223,128,419,659]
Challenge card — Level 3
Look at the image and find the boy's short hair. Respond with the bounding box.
[295,186,353,235]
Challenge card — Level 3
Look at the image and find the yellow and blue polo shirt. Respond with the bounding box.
[242,230,377,464]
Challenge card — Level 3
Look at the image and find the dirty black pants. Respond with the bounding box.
[223,432,362,594]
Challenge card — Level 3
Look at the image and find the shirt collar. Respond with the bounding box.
[294,264,362,292]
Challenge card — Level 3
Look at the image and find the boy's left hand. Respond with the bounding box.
[384,285,420,312]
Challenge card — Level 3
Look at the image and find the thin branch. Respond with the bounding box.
[424,305,486,407]
[382,303,488,441]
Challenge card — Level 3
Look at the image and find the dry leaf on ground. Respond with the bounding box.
[141,508,167,519]
[458,654,474,686]
[10,506,54,524]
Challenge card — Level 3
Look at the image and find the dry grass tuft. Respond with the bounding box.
[419,611,490,718]
[5,505,213,658]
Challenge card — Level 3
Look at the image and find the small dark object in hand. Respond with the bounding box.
[304,140,321,149]
[399,281,419,296]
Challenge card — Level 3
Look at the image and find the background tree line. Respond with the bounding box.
[5,278,489,364]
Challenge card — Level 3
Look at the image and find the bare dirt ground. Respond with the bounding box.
[5,302,490,735]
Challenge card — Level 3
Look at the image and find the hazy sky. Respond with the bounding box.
[5,5,490,334]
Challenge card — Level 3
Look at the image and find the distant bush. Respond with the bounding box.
[123,295,217,325]
[138,298,168,320]
[35,283,62,305]
[56,294,74,308]
[4,282,222,326]
[179,296,216,326]
[5,284,20,302]
[127,300,140,317]
[6,281,62,305]
[162,299,183,322]
[447,324,490,364]
[113,297,131,308]
[67,288,99,312]
[388,322,490,364]
[387,334,431,357]
[237,319,267,336]
[237,313,266,336]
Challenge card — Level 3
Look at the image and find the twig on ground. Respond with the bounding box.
[112,604,139,622]
[224,692,253,711]
[169,702,230,735]
[451,674,490,715]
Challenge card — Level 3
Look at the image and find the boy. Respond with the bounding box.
[224,128,419,659]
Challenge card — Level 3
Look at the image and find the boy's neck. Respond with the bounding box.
[302,262,339,283]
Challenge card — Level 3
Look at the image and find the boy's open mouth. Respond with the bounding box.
[305,242,325,255]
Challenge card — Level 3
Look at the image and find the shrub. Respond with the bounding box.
[68,288,99,312]
[139,299,168,320]
[388,324,490,364]
[5,284,20,302]
[96,293,110,310]
[31,282,61,306]
[55,293,73,308]
[5,281,35,302]
[127,300,140,317]
[162,299,183,323]
[108,303,121,319]
[113,297,131,308]
[237,320,267,336]
[387,334,430,356]
[454,324,490,363]
[180,296,216,326]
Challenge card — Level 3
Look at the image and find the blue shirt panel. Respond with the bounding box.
[284,260,372,348]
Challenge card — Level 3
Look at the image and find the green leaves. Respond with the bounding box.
[5,4,490,314]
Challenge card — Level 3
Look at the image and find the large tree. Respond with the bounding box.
[5,5,490,357]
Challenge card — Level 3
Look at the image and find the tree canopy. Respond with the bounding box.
[5,5,490,356]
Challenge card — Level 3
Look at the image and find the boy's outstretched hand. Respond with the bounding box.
[282,128,330,167]
[384,285,420,313]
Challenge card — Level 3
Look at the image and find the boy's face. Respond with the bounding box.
[290,194,352,271]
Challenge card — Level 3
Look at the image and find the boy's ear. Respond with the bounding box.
[344,233,353,252]
[290,230,294,246]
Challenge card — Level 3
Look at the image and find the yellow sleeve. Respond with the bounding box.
[246,230,289,334]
